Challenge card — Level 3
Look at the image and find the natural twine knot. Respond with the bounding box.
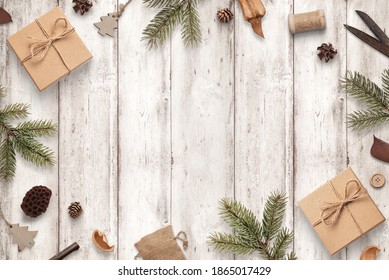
[320,179,367,225]
[28,18,75,62]
[174,231,188,250]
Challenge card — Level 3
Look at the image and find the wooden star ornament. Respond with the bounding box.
[94,13,118,37]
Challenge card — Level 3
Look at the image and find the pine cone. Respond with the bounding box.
[21,186,52,218]
[217,8,233,23]
[73,0,93,15]
[68,202,83,218]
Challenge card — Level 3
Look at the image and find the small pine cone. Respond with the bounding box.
[217,8,233,23]
[68,202,83,218]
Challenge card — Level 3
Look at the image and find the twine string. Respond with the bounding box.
[115,0,133,18]
[28,18,75,62]
[174,231,188,250]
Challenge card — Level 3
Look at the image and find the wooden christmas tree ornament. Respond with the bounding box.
[94,0,132,37]
[0,207,38,251]
[238,0,266,38]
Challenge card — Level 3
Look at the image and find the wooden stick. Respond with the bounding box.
[49,242,80,260]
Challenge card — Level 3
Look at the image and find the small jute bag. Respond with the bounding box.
[134,225,188,260]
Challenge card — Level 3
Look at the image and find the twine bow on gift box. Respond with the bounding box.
[312,180,367,233]
[26,18,74,63]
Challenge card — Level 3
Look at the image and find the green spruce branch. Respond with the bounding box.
[142,0,202,49]
[208,191,297,260]
[341,70,389,130]
[0,85,57,182]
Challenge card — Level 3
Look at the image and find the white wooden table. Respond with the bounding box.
[0,0,388,260]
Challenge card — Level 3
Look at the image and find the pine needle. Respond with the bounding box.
[261,191,287,241]
[143,0,178,8]
[0,103,30,120]
[208,232,256,255]
[16,120,57,137]
[181,0,201,47]
[0,138,16,182]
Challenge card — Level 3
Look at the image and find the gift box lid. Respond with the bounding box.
[7,7,92,91]
[298,167,385,255]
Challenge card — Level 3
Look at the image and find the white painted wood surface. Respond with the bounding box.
[1,0,389,260]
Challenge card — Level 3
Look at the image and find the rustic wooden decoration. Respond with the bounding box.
[360,245,380,260]
[238,0,266,38]
[50,242,80,260]
[0,7,12,24]
[94,13,118,37]
[94,0,132,37]
[92,230,115,252]
[371,135,389,163]
[0,207,38,251]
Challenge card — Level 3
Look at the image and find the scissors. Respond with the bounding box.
[344,10,389,57]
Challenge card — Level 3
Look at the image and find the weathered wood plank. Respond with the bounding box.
[170,0,235,260]
[234,0,294,260]
[346,0,389,260]
[117,2,171,259]
[0,0,59,260]
[293,0,347,259]
[58,0,118,259]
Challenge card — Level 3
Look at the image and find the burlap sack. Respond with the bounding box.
[134,225,187,260]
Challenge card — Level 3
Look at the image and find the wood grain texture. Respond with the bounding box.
[0,0,59,260]
[1,0,389,260]
[170,0,235,260]
[234,0,294,260]
[117,1,171,259]
[57,0,118,259]
[346,0,389,260]
[293,0,347,259]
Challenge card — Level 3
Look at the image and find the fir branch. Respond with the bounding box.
[0,103,30,120]
[261,191,287,241]
[142,2,185,49]
[218,198,262,244]
[143,0,177,8]
[208,232,256,255]
[209,192,296,260]
[181,0,201,47]
[347,109,389,130]
[341,71,388,110]
[269,228,294,260]
[342,70,389,130]
[0,138,16,182]
[16,120,57,137]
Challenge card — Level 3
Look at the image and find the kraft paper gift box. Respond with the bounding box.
[298,167,385,255]
[7,7,92,91]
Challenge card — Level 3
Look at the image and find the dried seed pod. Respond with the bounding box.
[238,0,266,38]
[68,202,83,218]
[92,230,115,252]
[371,135,389,163]
[21,186,52,218]
[360,245,380,260]
[217,8,234,23]
[317,43,337,62]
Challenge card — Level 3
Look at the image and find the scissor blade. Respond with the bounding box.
[345,24,389,58]
[356,10,389,46]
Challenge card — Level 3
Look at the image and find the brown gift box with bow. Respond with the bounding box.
[298,167,385,255]
[7,7,92,91]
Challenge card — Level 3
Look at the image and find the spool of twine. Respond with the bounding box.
[288,10,326,34]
